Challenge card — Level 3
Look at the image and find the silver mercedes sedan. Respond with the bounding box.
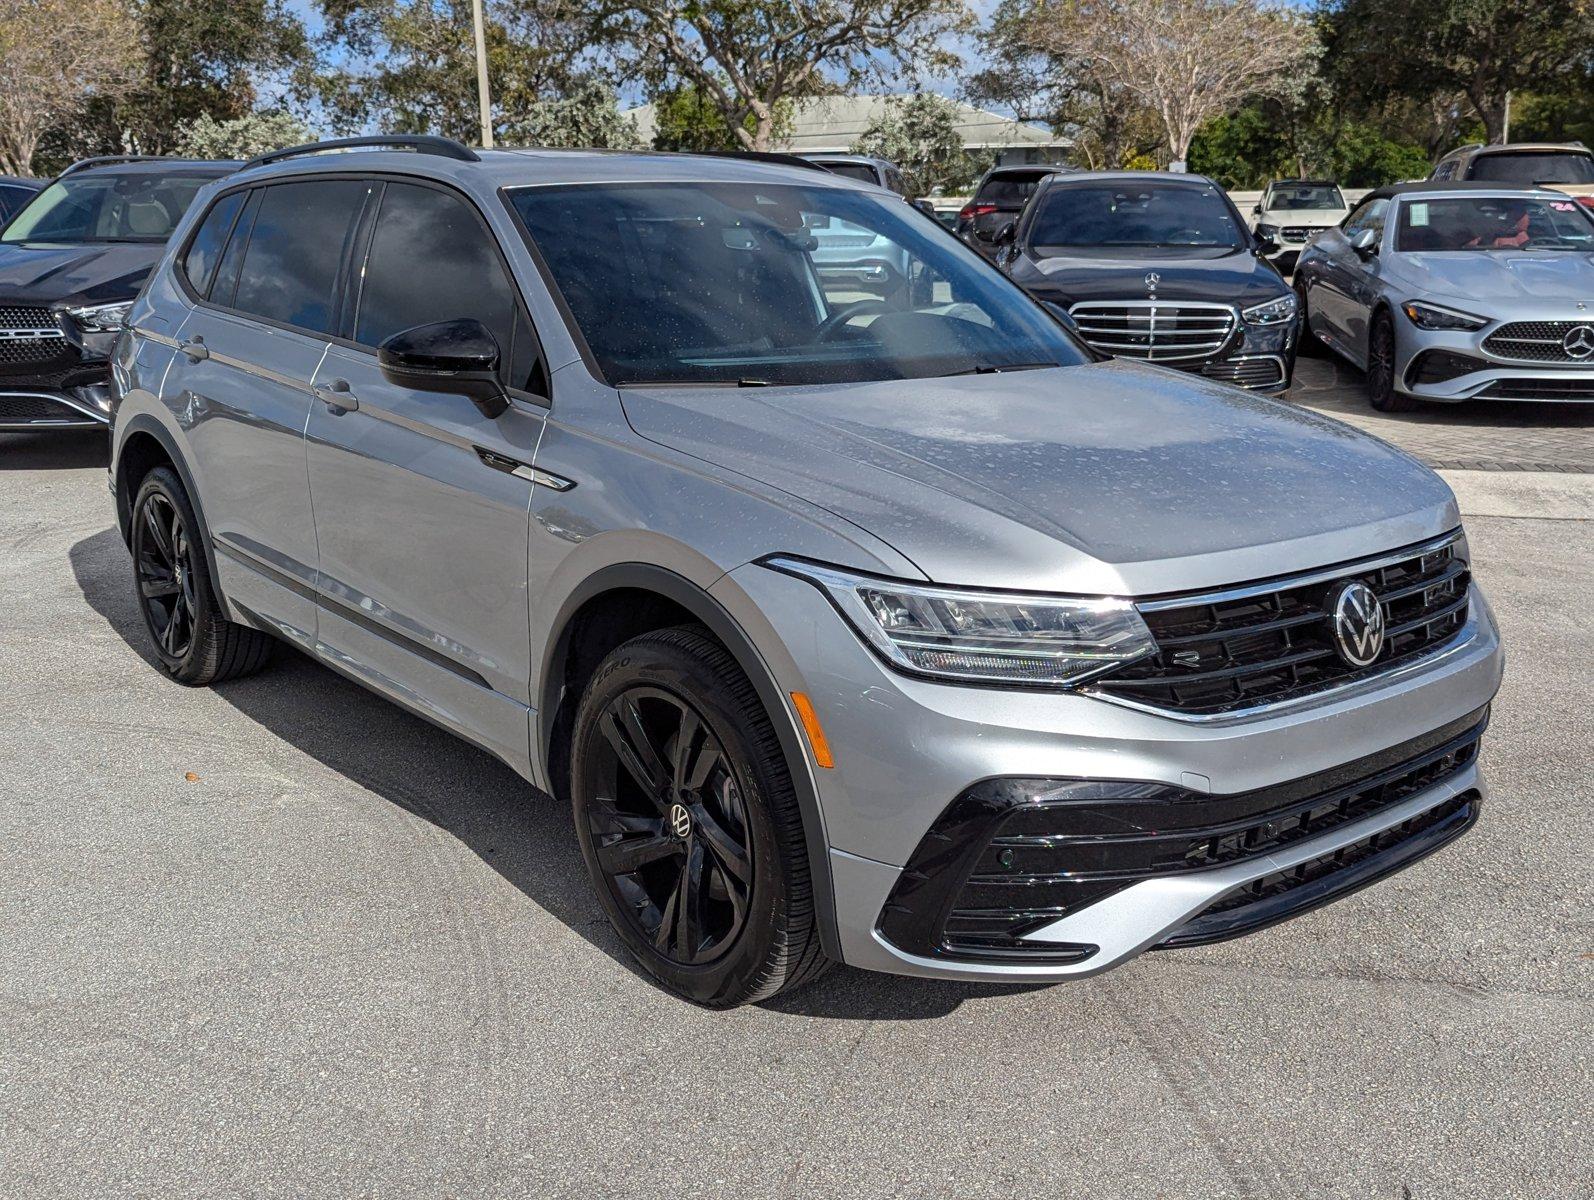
[1294,180,1594,410]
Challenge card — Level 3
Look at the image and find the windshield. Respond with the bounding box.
[1026,182,1244,249]
[1266,183,1344,210]
[1395,195,1594,252]
[1,171,213,244]
[1469,152,1594,185]
[509,181,1088,387]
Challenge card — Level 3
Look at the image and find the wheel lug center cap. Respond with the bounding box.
[668,802,692,840]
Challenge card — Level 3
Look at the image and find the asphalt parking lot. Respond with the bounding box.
[3,368,1590,1198]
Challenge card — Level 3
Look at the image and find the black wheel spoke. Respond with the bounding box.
[601,697,669,800]
[595,813,678,874]
[143,502,173,559]
[140,571,178,599]
[692,803,752,886]
[673,844,706,961]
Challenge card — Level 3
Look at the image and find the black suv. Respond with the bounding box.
[0,156,234,431]
[994,171,1300,392]
[957,164,1072,259]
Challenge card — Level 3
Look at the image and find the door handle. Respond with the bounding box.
[179,336,208,362]
[313,378,358,415]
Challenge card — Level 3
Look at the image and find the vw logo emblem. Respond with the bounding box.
[668,802,692,840]
[1327,581,1385,668]
[1561,324,1594,360]
[1144,271,1161,291]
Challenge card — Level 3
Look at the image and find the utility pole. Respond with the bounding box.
[471,0,494,149]
[1501,92,1511,144]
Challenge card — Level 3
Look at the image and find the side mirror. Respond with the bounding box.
[913,198,937,217]
[1255,232,1279,256]
[1252,204,1262,215]
[378,318,508,418]
[1349,227,1379,259]
[994,220,1017,246]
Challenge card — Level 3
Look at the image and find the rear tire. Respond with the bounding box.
[570,625,829,1007]
[1366,311,1419,412]
[130,467,275,685]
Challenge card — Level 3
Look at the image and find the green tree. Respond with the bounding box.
[87,0,307,155]
[647,83,792,152]
[312,0,600,145]
[173,111,312,159]
[1323,0,1594,145]
[596,0,973,152]
[499,80,642,149]
[850,93,978,196]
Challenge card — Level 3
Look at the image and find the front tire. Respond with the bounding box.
[130,467,275,685]
[570,626,828,1007]
[1293,275,1327,358]
[1366,310,1419,412]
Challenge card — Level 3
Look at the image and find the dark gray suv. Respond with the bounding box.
[110,137,1502,1007]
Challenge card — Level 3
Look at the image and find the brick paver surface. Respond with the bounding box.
[1287,355,1594,473]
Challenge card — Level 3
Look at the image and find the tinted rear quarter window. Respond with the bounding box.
[181,191,246,299]
[231,180,369,334]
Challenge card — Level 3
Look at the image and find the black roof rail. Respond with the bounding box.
[242,135,481,171]
[688,150,832,174]
[60,155,184,176]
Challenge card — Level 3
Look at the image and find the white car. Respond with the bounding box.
[1251,179,1351,272]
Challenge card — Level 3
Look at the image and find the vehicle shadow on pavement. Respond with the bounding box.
[0,430,110,470]
[68,525,1035,1020]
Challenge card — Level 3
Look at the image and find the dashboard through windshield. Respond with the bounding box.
[1,171,215,244]
[509,181,1087,387]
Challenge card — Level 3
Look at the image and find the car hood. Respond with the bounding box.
[1388,250,1594,306]
[0,240,161,308]
[619,359,1458,595]
[1015,247,1287,307]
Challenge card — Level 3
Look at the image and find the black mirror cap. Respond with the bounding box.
[1041,299,1079,332]
[378,318,509,417]
[994,219,1018,246]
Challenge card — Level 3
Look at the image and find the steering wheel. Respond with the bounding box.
[815,299,892,342]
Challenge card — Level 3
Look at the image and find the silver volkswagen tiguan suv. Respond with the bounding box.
[110,136,1503,1007]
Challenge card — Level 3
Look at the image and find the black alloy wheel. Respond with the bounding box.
[1366,310,1419,412]
[127,467,275,685]
[586,685,754,965]
[570,625,828,1006]
[1293,275,1326,357]
[134,489,198,661]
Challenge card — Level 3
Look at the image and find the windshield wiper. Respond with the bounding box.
[943,362,1059,377]
[618,377,775,388]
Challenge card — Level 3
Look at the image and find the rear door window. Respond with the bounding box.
[350,182,527,384]
[180,191,246,299]
[230,180,368,335]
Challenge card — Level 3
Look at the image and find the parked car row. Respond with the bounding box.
[92,135,1504,1007]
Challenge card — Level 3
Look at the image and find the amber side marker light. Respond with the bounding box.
[790,692,835,769]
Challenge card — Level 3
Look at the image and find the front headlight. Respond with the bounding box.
[59,301,134,331]
[1254,222,1280,237]
[1400,300,1488,332]
[766,557,1156,686]
[1242,294,1297,326]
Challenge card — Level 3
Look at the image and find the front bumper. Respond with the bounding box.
[1067,299,1299,393]
[717,560,1504,983]
[1396,316,1594,404]
[0,384,112,429]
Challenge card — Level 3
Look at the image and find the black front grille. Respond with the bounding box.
[1280,226,1315,241]
[877,710,1487,964]
[1093,536,1470,715]
[1477,377,1594,401]
[0,304,68,365]
[1482,320,1594,364]
[1159,789,1479,948]
[1407,349,1489,387]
